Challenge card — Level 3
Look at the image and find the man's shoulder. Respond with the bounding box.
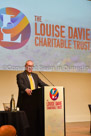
[17,71,38,78]
[31,72,38,77]
[17,71,26,77]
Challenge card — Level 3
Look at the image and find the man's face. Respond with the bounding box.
[25,61,34,73]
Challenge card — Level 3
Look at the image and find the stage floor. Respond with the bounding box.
[66,121,90,136]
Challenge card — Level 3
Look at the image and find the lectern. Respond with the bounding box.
[44,86,66,136]
[22,86,66,136]
[88,105,91,133]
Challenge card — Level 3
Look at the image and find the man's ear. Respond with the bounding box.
[25,66,27,70]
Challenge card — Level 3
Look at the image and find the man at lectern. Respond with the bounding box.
[16,60,48,110]
[16,60,48,136]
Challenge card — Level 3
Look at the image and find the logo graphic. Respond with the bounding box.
[50,88,59,100]
[0,7,31,49]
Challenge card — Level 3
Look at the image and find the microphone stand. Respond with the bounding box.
[39,71,54,86]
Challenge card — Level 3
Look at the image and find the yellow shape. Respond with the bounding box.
[28,74,35,90]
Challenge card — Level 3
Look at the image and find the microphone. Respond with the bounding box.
[39,71,54,86]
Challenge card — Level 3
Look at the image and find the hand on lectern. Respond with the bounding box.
[25,88,32,95]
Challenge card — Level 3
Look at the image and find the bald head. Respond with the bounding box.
[25,60,34,74]
[25,60,34,66]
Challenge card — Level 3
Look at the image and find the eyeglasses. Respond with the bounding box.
[27,65,34,69]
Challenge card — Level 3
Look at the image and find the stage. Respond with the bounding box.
[66,121,90,136]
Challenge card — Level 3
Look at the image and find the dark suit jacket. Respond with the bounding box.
[16,71,48,108]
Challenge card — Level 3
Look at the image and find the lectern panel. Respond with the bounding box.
[44,86,65,136]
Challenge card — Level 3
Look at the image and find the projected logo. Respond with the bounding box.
[50,88,59,101]
[0,7,31,49]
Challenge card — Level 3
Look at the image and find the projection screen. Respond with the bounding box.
[0,0,91,72]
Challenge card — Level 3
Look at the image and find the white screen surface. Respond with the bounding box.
[0,0,91,72]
